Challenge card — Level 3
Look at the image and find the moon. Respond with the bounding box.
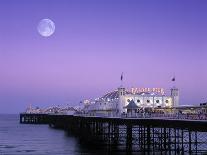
[37,19,55,37]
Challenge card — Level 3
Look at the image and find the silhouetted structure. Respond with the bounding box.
[20,113,207,154]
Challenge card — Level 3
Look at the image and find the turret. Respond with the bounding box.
[118,87,126,96]
[171,87,179,107]
[118,87,126,113]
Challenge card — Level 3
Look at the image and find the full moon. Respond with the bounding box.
[37,19,55,37]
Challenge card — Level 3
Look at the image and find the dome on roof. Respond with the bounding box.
[101,90,119,100]
[100,88,164,101]
[101,89,131,100]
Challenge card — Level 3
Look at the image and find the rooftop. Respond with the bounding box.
[124,100,139,109]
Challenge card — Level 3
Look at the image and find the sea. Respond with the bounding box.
[0,114,107,155]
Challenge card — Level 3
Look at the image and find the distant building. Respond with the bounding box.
[25,105,77,115]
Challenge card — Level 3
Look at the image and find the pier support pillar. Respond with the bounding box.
[126,124,132,154]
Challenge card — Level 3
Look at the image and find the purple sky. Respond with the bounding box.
[0,0,207,113]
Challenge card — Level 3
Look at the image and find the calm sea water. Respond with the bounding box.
[0,114,106,155]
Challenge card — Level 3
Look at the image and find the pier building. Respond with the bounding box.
[83,86,179,116]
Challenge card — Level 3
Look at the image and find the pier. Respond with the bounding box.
[20,113,207,154]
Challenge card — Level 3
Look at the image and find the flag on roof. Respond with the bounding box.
[172,76,175,81]
[121,72,123,81]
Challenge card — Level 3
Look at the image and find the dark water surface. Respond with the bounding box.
[0,114,106,155]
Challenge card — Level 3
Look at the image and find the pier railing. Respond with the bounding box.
[120,113,207,120]
[80,113,207,120]
[20,112,207,122]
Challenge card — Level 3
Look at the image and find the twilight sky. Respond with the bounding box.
[0,0,207,113]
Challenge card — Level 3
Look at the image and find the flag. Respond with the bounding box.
[121,72,123,81]
[172,77,175,81]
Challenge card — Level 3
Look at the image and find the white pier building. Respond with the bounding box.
[83,86,179,116]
